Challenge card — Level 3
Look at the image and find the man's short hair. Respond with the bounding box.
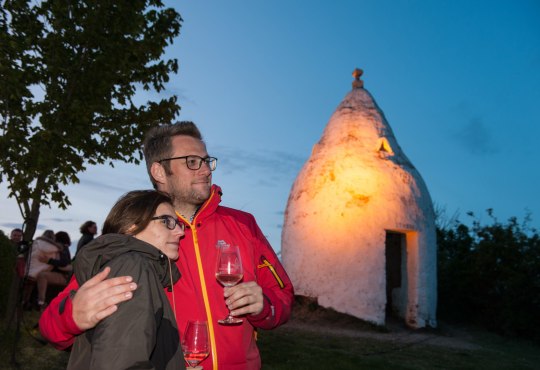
[143,121,203,188]
[10,228,23,240]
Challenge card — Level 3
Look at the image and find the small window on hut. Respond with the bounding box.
[377,137,394,158]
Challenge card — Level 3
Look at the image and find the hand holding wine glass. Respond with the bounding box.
[215,244,243,325]
[181,320,209,369]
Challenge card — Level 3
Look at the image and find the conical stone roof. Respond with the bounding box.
[281,69,437,328]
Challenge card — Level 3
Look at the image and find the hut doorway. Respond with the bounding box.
[385,231,405,319]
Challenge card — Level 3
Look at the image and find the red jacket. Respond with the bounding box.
[40,185,294,370]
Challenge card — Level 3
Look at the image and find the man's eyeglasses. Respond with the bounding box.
[151,215,185,231]
[158,155,218,171]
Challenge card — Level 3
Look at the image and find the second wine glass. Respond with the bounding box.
[181,320,209,369]
[215,244,243,325]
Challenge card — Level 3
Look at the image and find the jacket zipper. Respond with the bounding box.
[177,189,219,370]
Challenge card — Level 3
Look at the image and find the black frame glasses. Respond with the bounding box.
[151,215,184,231]
[158,155,218,171]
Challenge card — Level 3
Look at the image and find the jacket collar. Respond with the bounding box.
[186,184,223,225]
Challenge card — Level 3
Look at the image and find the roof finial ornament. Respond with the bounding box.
[352,68,364,89]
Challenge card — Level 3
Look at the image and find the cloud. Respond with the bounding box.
[77,179,131,193]
[0,222,24,230]
[452,118,498,155]
[42,217,77,223]
[213,145,306,179]
[169,87,196,107]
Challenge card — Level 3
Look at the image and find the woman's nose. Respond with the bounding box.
[172,224,184,237]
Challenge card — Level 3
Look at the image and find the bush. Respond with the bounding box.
[437,210,540,340]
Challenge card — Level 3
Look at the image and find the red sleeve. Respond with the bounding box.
[39,276,83,350]
[246,217,294,330]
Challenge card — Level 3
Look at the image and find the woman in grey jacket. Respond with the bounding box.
[67,190,185,370]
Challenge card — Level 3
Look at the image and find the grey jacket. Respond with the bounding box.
[67,234,185,370]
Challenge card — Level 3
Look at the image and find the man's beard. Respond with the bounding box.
[169,182,211,207]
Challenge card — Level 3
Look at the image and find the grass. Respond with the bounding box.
[1,311,69,370]
[257,297,540,369]
[258,325,540,369]
[1,300,539,370]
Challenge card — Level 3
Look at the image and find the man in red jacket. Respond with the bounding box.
[40,122,294,370]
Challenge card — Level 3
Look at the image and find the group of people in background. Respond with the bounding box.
[10,219,98,312]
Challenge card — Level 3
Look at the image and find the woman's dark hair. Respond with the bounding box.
[42,229,55,240]
[55,231,71,246]
[80,220,96,234]
[102,190,173,236]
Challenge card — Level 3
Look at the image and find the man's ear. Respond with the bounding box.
[150,162,166,185]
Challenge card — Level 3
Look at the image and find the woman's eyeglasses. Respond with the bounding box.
[151,215,185,231]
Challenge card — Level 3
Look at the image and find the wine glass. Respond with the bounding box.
[181,320,209,369]
[215,244,244,325]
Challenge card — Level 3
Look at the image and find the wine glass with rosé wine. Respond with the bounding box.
[181,320,209,369]
[215,243,244,325]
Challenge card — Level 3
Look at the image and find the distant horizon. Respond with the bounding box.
[2,152,538,257]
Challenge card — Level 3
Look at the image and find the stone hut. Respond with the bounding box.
[281,69,437,328]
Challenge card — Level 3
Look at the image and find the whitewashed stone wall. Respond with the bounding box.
[281,84,437,328]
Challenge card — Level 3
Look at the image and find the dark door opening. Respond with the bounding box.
[385,231,404,318]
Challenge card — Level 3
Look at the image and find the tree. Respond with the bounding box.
[0,0,182,241]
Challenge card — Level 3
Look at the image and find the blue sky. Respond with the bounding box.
[2,0,539,254]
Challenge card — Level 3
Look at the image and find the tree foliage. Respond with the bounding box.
[437,209,540,340]
[0,0,182,240]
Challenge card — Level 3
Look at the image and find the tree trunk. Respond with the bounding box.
[23,202,40,241]
[4,191,41,328]
[4,271,22,330]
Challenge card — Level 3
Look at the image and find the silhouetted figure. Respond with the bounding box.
[76,221,97,255]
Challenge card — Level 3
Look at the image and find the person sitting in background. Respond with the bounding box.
[36,231,72,310]
[75,221,97,255]
[9,228,23,247]
[22,230,62,307]
[9,228,25,270]
[66,190,185,370]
